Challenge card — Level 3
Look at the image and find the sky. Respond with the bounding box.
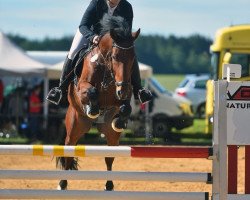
[0,0,250,40]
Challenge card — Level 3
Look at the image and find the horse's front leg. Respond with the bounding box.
[112,100,132,132]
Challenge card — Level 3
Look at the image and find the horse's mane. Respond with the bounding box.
[100,14,131,40]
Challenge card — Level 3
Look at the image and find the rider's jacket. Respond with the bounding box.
[79,0,133,43]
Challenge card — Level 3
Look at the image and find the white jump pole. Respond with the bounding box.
[0,190,209,200]
[212,80,228,200]
[0,145,211,158]
[0,145,131,157]
[0,170,212,183]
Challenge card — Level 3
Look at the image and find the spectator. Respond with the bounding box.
[28,85,43,141]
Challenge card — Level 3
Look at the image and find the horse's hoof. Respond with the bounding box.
[111,118,124,132]
[57,185,67,190]
[104,187,114,191]
[105,181,114,191]
[86,105,100,119]
[57,180,68,190]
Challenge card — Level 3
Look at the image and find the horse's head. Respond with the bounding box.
[109,28,140,100]
[98,14,140,100]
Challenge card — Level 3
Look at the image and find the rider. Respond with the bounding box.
[47,0,153,105]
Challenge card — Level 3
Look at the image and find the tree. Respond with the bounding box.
[7,33,212,74]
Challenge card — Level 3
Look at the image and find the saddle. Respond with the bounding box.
[73,47,91,79]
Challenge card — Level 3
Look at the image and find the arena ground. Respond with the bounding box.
[0,146,246,200]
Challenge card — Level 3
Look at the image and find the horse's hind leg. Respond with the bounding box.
[99,124,121,191]
[57,106,92,190]
[57,156,77,190]
[105,157,115,190]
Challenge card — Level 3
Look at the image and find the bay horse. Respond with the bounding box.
[56,15,140,191]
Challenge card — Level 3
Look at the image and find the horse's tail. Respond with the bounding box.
[55,130,79,170]
[56,157,79,170]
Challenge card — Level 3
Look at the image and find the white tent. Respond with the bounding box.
[0,30,153,86]
[25,50,153,79]
[0,32,46,76]
[48,60,153,80]
[0,32,50,123]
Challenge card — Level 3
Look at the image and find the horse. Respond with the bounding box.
[56,15,140,191]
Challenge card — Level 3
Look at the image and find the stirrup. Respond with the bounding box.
[46,87,62,105]
[138,88,153,104]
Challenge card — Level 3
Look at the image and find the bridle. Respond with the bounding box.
[112,42,134,50]
[112,41,134,87]
[97,40,135,89]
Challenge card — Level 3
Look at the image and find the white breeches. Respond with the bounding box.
[68,28,88,60]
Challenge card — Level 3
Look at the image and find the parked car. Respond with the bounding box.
[128,78,194,140]
[174,74,209,118]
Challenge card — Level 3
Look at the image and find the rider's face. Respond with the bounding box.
[107,0,121,8]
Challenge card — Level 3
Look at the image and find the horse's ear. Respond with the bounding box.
[110,28,119,42]
[132,28,140,41]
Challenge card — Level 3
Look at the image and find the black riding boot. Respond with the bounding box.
[131,59,153,104]
[46,57,73,105]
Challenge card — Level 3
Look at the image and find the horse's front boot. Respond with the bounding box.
[86,104,100,119]
[86,87,100,119]
[111,103,131,132]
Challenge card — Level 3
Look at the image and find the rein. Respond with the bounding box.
[99,49,115,90]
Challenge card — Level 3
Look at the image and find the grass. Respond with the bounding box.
[173,118,206,134]
[153,74,185,91]
[171,119,212,146]
[79,119,211,146]
[123,119,211,146]
[0,136,29,144]
[0,119,211,146]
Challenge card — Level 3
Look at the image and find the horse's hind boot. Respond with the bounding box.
[86,104,100,119]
